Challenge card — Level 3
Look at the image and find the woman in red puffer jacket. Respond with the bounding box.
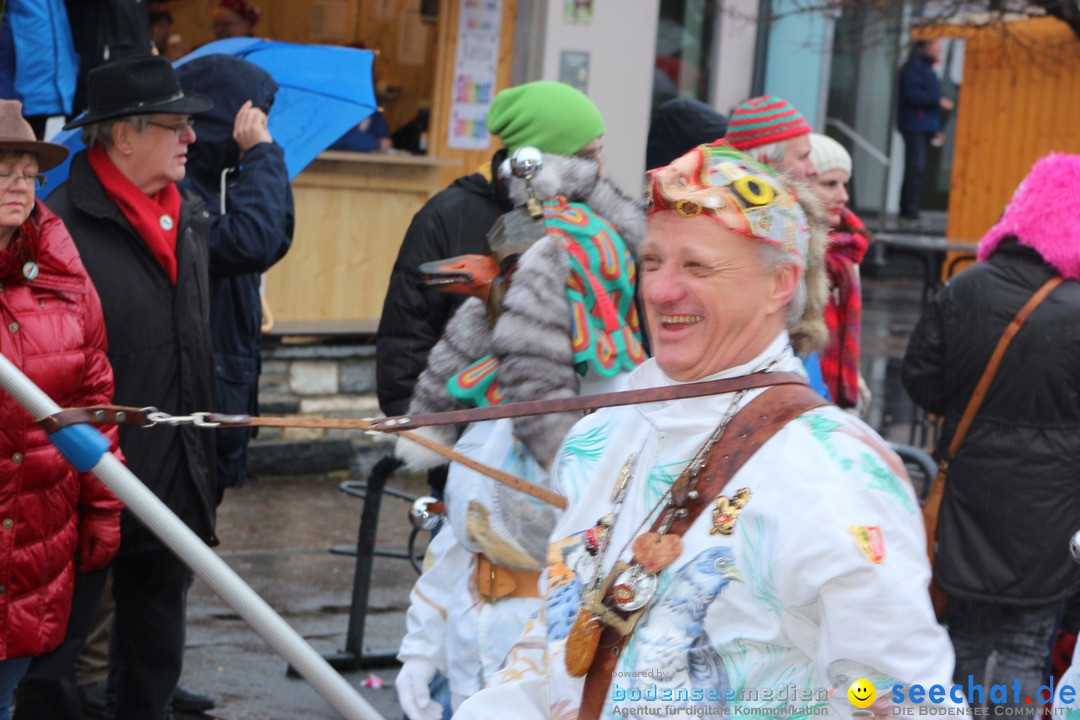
[0,101,122,716]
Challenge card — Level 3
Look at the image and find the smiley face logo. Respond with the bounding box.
[847,678,876,708]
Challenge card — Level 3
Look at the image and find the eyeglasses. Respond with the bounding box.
[147,118,195,137]
[0,169,45,189]
[575,145,603,162]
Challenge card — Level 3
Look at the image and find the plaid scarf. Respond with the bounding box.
[821,208,870,409]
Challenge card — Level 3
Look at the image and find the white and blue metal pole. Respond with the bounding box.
[0,352,384,720]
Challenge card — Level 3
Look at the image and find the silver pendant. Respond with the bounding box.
[610,564,656,612]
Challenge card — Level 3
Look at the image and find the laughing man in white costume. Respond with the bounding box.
[455,142,961,720]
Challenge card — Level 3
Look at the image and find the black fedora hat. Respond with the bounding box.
[64,55,214,130]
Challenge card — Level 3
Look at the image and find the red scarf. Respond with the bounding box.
[0,203,40,284]
[821,208,871,409]
[87,145,181,283]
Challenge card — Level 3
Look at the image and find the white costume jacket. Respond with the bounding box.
[456,333,961,719]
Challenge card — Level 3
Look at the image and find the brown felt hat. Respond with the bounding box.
[0,100,69,171]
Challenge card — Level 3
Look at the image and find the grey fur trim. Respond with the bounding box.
[507,153,598,207]
[584,177,646,254]
[785,175,830,355]
[506,153,646,255]
[395,297,491,470]
[490,237,580,469]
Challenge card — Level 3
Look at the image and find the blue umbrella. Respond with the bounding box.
[38,38,376,197]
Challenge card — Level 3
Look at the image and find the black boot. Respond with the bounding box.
[171,685,216,714]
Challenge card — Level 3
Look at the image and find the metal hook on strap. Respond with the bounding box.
[144,411,221,428]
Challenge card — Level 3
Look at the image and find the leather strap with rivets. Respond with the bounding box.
[577,383,828,720]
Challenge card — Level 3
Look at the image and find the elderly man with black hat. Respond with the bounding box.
[13,55,217,720]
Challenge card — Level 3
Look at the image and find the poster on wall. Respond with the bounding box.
[447,0,502,150]
[564,0,593,25]
[559,50,589,93]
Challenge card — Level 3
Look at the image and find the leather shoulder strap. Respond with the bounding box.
[947,276,1061,458]
[662,382,829,538]
[578,383,829,720]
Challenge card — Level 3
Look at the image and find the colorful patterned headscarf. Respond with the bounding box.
[648,141,830,356]
[647,141,811,266]
[448,197,645,408]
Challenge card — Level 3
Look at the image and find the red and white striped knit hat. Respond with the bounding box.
[724,96,812,150]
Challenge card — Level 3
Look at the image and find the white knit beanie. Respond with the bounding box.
[809,133,851,176]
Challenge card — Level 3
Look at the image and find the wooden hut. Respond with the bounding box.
[919,16,1080,269]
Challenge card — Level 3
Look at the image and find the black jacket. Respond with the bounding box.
[645,98,727,171]
[47,152,219,553]
[896,50,943,135]
[375,154,511,416]
[63,0,152,114]
[902,240,1080,605]
[176,55,295,490]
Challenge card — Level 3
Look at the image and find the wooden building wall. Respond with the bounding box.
[926,18,1080,249]
[165,0,438,133]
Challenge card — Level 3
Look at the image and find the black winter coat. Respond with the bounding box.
[63,0,152,114]
[375,154,511,416]
[47,152,219,553]
[176,55,295,490]
[896,51,943,136]
[901,240,1080,605]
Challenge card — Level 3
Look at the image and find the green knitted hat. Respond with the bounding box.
[486,81,605,156]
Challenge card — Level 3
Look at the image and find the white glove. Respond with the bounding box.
[396,657,441,720]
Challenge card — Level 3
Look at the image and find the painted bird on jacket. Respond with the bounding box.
[617,546,742,715]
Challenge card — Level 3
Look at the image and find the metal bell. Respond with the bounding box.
[409,496,444,531]
[1070,528,1080,564]
[509,146,543,180]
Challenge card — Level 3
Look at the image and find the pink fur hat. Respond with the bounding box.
[977,152,1080,279]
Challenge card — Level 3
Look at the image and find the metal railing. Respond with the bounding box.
[825,116,893,235]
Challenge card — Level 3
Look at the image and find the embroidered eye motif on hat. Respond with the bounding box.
[731,176,775,208]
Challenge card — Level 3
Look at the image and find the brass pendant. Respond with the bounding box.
[711,487,752,535]
[565,609,601,677]
[582,562,649,639]
[610,564,657,612]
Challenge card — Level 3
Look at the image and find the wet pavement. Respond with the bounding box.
[179,470,428,720]
[173,267,931,720]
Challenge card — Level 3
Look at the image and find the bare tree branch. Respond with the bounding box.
[756,0,1080,41]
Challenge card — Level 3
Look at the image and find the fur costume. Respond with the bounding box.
[394,153,646,703]
[397,153,645,471]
